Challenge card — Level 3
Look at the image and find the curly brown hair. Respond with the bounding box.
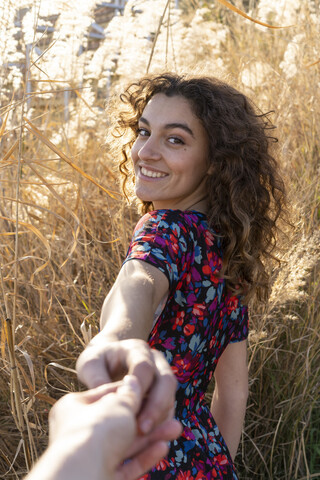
[110,73,287,302]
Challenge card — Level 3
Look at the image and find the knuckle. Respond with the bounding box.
[75,357,85,377]
[76,356,105,387]
[76,355,92,377]
[76,345,96,368]
[50,392,73,419]
[132,357,154,374]
[150,379,177,409]
[162,371,178,391]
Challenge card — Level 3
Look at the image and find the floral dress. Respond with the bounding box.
[124,210,249,480]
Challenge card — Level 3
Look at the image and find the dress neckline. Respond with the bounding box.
[150,208,207,218]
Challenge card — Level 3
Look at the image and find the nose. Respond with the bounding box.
[137,136,162,162]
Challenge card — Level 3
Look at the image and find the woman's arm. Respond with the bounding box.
[210,340,248,461]
[76,259,173,435]
[100,259,169,338]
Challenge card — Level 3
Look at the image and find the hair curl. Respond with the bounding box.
[109,73,287,303]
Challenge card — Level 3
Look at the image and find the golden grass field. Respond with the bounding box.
[0,0,319,478]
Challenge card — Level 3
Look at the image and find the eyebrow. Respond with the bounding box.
[139,117,195,138]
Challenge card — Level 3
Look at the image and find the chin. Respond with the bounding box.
[135,190,153,203]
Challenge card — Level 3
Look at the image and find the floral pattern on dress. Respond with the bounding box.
[124,210,249,480]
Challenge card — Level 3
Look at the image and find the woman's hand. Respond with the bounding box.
[76,337,177,434]
[76,259,173,434]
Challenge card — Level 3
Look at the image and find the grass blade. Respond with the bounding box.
[23,117,118,199]
[146,0,171,73]
[306,58,320,67]
[215,0,293,28]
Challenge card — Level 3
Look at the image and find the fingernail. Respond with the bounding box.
[140,418,153,434]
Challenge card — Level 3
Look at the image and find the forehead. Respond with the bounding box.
[141,93,198,125]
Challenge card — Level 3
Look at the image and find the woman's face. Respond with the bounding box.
[131,93,210,212]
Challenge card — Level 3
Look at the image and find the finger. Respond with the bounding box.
[124,418,182,459]
[103,341,156,394]
[115,441,169,480]
[79,382,121,404]
[76,346,112,388]
[49,384,121,441]
[138,350,177,434]
[144,418,182,443]
[124,344,157,398]
[115,375,142,416]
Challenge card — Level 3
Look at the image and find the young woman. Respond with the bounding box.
[77,73,286,479]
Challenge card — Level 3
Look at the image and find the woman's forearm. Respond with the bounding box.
[210,340,248,460]
[210,386,248,460]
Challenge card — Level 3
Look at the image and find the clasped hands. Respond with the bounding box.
[36,337,181,480]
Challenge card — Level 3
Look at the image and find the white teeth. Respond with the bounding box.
[141,167,166,178]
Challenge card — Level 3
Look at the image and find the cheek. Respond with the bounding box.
[184,157,206,176]
[130,143,139,164]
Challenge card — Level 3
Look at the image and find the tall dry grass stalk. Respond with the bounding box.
[0,0,319,478]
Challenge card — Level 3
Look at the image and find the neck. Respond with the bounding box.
[152,196,208,214]
[184,197,208,214]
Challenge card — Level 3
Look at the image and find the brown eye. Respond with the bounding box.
[168,136,184,145]
[137,128,149,137]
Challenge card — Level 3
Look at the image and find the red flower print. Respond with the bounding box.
[156,457,171,471]
[202,264,211,275]
[211,273,220,286]
[170,234,180,254]
[227,296,239,314]
[184,324,195,336]
[192,303,206,318]
[205,231,215,246]
[209,335,217,349]
[215,454,229,466]
[195,471,209,480]
[176,470,193,479]
[172,311,185,330]
[171,353,194,380]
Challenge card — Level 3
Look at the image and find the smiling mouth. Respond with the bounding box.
[140,166,167,178]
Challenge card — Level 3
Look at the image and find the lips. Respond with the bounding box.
[140,166,168,178]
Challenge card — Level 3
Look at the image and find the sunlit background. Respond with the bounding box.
[0,0,319,478]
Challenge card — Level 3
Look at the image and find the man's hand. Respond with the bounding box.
[26,376,182,480]
[76,338,177,434]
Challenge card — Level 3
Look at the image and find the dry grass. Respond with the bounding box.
[0,0,319,478]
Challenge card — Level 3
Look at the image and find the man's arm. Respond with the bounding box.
[26,377,182,480]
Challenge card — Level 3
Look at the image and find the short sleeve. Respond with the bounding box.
[228,295,249,343]
[123,211,191,288]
